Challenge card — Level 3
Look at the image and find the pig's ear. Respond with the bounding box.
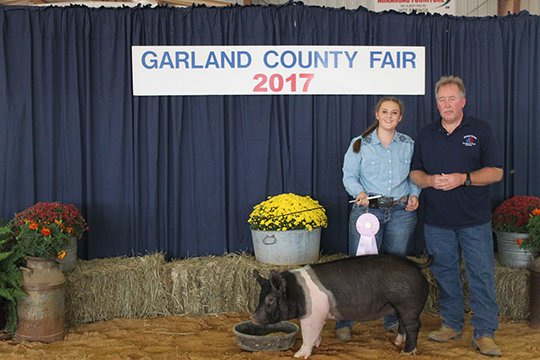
[269,270,286,294]
[253,269,266,285]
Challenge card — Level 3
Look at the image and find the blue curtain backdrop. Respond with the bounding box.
[0,3,539,260]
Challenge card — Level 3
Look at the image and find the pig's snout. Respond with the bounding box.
[250,314,260,324]
[250,310,268,325]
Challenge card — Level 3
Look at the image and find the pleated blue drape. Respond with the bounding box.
[0,4,538,259]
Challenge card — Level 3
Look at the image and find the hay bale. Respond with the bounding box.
[165,253,252,315]
[64,253,169,326]
[495,260,530,320]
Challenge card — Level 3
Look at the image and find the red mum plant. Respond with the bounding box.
[12,202,89,240]
[10,202,89,260]
[492,195,540,233]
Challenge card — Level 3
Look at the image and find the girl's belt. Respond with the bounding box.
[368,195,408,209]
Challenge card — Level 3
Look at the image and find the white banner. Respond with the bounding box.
[370,0,456,15]
[132,46,425,96]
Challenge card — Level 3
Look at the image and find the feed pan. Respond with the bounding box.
[233,320,299,352]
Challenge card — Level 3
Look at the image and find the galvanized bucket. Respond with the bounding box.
[495,232,534,268]
[251,228,321,265]
[15,257,66,343]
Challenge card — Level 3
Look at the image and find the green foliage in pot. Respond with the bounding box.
[14,221,71,261]
[0,224,26,336]
[520,208,540,252]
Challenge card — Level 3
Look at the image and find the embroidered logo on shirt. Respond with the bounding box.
[462,134,477,147]
[399,134,414,144]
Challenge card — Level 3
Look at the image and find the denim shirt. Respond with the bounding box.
[342,131,421,200]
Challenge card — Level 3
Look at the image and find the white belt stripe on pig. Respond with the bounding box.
[291,266,340,320]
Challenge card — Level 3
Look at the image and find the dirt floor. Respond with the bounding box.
[0,313,539,359]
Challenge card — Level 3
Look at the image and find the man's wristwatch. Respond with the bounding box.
[464,172,472,187]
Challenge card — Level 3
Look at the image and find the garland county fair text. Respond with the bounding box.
[132,46,425,96]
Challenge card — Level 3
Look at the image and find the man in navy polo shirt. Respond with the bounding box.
[410,76,503,357]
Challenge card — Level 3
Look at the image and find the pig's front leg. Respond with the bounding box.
[294,317,325,359]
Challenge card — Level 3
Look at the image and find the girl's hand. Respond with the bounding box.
[355,192,369,207]
[406,195,419,211]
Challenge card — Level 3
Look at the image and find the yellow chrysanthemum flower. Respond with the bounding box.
[248,193,327,231]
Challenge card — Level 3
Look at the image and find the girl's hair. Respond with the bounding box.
[352,97,404,153]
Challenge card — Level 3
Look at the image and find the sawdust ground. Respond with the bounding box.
[1,313,539,359]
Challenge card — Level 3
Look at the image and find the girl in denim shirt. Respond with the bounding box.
[336,96,421,340]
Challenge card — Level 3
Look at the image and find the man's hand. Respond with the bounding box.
[431,173,466,191]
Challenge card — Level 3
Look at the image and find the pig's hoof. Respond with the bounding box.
[400,348,419,356]
[394,334,406,347]
[314,336,321,348]
[294,346,313,359]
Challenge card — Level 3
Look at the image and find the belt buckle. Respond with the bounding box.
[378,196,394,209]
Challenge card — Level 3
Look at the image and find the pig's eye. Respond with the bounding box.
[265,295,276,306]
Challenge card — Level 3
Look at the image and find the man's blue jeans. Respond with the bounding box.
[336,202,417,330]
[424,222,499,339]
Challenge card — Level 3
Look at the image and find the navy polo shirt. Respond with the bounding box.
[411,115,503,228]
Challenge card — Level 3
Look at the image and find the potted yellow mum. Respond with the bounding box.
[248,193,327,265]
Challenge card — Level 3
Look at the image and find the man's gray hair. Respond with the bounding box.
[435,75,466,98]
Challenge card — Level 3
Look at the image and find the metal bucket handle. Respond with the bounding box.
[263,234,277,245]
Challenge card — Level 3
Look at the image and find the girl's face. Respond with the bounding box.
[376,100,402,131]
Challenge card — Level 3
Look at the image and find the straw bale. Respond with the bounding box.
[64,253,169,326]
[494,260,530,320]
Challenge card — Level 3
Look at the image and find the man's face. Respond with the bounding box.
[436,83,466,124]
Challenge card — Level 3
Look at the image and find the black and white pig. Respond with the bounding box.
[252,254,431,359]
